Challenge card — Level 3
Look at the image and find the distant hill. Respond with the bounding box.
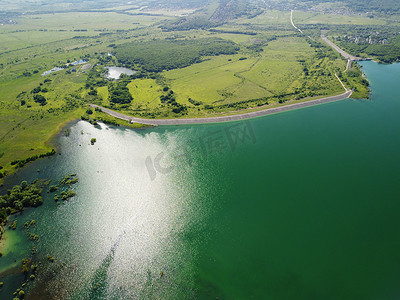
[266,0,400,14]
[3,0,399,16]
[0,0,210,13]
[308,0,400,13]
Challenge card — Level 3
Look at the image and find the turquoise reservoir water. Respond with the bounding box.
[1,61,400,299]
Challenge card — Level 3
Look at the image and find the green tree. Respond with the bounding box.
[33,94,47,106]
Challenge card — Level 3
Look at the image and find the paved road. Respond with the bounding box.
[321,35,361,61]
[90,91,352,126]
[290,11,368,72]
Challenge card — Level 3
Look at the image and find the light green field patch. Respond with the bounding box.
[0,108,84,174]
[14,12,168,31]
[127,79,164,108]
[213,33,254,44]
[97,86,109,106]
[264,35,312,53]
[0,33,30,52]
[293,11,387,26]
[164,55,261,104]
[128,7,196,17]
[97,5,141,11]
[0,30,95,52]
[0,76,41,103]
[168,67,242,104]
[235,10,291,25]
[225,80,272,103]
[240,59,302,94]
[165,55,258,80]
[239,37,314,94]
[164,36,317,104]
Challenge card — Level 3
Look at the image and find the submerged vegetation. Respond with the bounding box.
[0,180,49,224]
[51,174,79,202]
[0,173,79,226]
[0,173,78,298]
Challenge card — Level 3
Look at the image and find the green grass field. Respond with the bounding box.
[164,54,250,104]
[235,10,292,25]
[163,35,345,106]
[127,79,164,109]
[292,11,387,26]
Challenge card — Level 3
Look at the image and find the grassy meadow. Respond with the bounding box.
[292,11,387,26]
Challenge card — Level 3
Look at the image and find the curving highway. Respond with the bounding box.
[289,10,363,71]
[320,35,361,61]
[320,35,363,71]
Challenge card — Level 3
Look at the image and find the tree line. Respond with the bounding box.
[114,38,239,72]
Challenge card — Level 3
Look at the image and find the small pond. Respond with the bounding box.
[41,67,64,76]
[105,66,136,80]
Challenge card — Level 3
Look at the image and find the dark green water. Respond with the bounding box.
[1,61,400,299]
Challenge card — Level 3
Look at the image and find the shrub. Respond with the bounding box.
[49,185,58,192]
[33,94,46,106]
[88,89,97,96]
[109,80,132,104]
[31,86,41,94]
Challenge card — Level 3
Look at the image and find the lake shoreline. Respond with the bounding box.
[1,90,351,183]
[90,90,353,126]
[0,115,151,184]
